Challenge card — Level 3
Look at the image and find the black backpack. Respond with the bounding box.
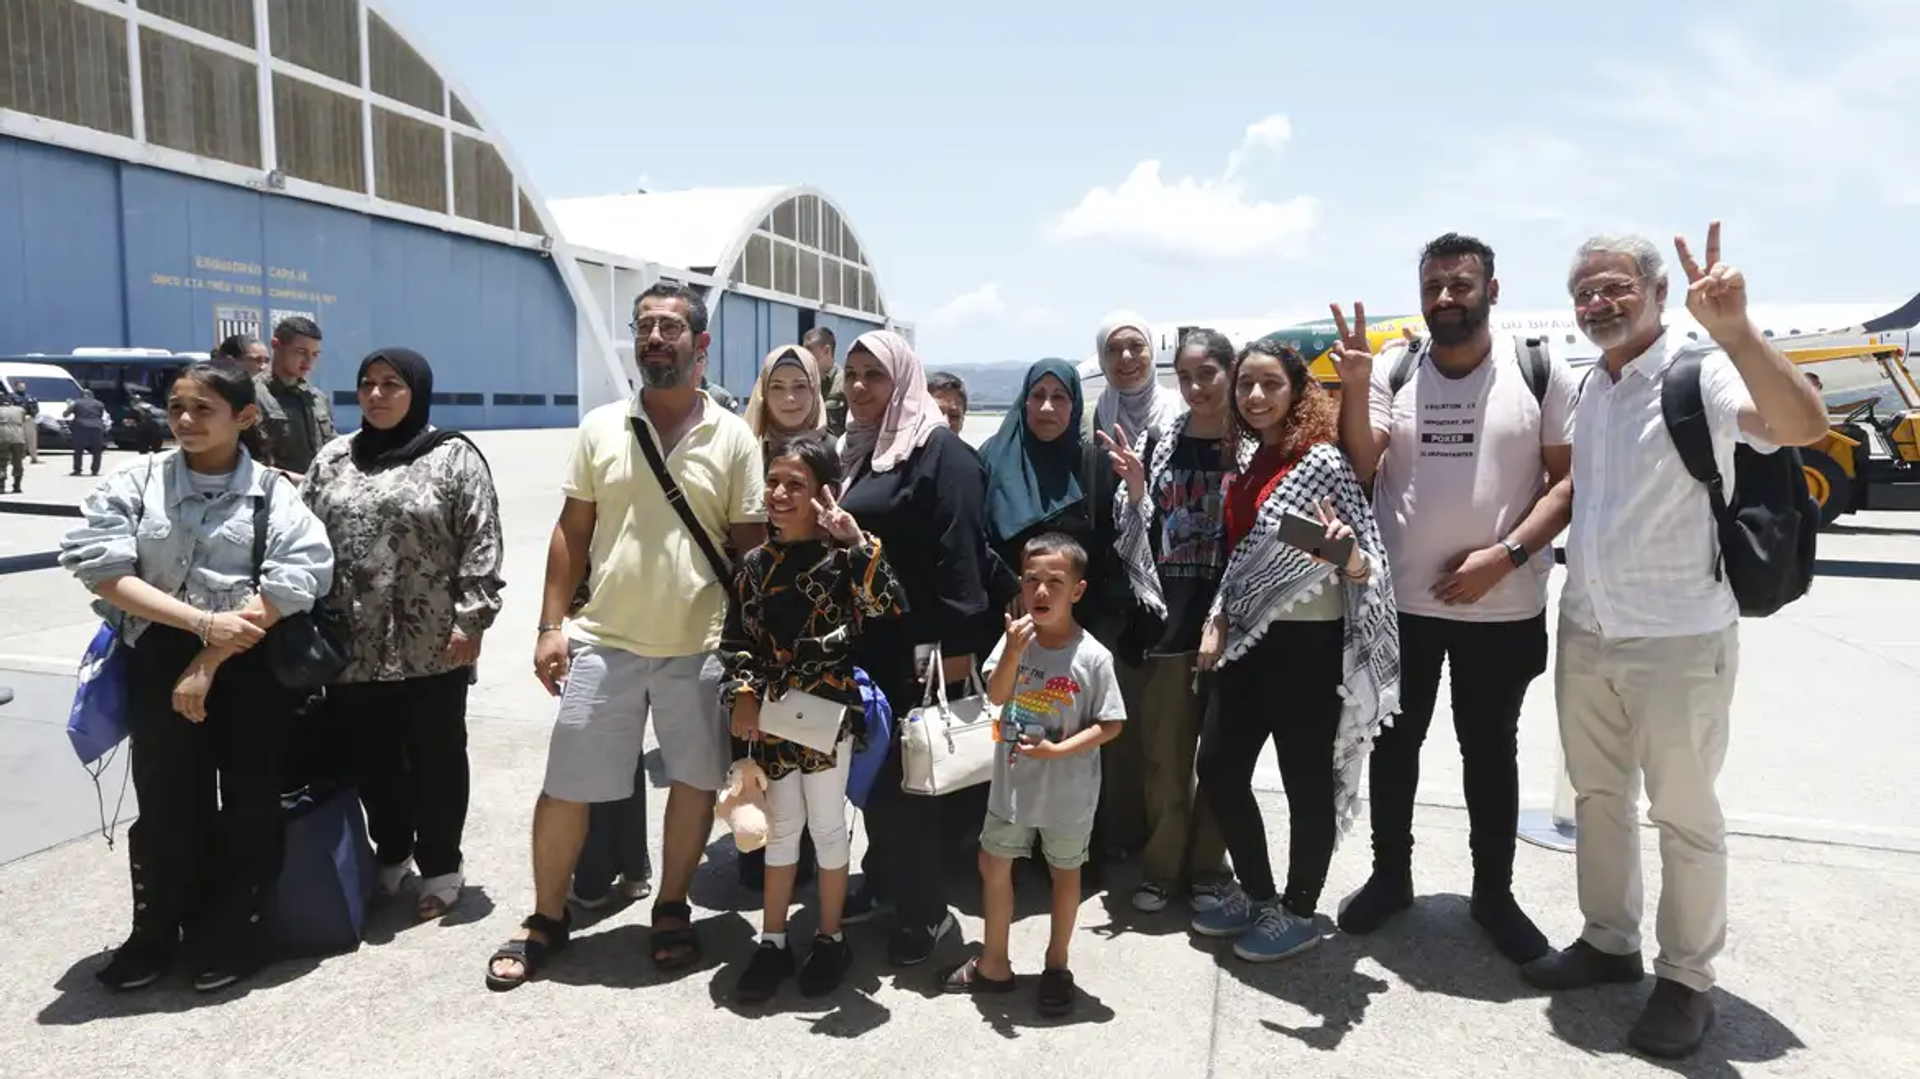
[1388,335,1552,403]
[1659,347,1818,616]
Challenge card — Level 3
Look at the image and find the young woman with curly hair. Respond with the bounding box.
[1185,339,1402,964]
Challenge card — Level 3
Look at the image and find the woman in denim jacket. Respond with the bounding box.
[60,362,334,994]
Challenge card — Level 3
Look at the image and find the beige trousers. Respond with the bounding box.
[1555,614,1738,992]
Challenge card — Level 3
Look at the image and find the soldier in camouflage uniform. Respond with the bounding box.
[255,316,336,476]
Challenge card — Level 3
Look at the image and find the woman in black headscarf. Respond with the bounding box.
[301,348,505,920]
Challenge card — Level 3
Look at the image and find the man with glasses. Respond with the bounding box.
[486,282,766,989]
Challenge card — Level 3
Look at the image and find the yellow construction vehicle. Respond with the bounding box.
[1792,342,1920,526]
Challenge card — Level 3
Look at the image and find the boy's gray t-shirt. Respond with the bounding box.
[984,628,1127,830]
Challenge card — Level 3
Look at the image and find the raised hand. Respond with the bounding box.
[1314,496,1365,576]
[1094,422,1145,504]
[812,484,862,544]
[1328,302,1376,386]
[1004,611,1036,655]
[1675,220,1748,340]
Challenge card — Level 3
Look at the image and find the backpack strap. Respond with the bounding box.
[250,467,274,588]
[1659,347,1730,579]
[630,416,732,587]
[1520,337,1551,404]
[1386,338,1422,396]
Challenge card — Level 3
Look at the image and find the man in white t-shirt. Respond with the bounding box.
[1329,233,1574,967]
[1519,226,1828,1059]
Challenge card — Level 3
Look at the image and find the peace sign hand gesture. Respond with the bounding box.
[1328,302,1376,386]
[812,485,862,545]
[1094,423,1146,505]
[1314,496,1366,577]
[1675,220,1749,340]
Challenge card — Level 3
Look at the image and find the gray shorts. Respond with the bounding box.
[543,644,729,801]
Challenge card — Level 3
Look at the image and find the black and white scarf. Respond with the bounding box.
[1113,412,1254,620]
[1209,440,1401,840]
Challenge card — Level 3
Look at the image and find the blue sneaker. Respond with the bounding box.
[1190,886,1259,938]
[1232,904,1321,963]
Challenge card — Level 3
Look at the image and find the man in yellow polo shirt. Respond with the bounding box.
[484,282,766,989]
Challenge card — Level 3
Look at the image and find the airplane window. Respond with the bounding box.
[1762,329,1773,337]
[1565,334,1575,344]
[1687,331,1699,340]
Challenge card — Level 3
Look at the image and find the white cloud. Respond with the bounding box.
[1048,114,1319,261]
[923,282,1056,330]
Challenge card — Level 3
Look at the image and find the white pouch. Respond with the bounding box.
[756,687,850,754]
[899,643,997,796]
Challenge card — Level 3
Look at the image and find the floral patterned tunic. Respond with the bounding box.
[718,534,907,779]
[302,433,505,683]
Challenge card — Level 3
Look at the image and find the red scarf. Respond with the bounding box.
[1224,443,1303,549]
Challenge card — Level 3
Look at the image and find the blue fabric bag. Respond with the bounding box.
[268,782,377,958]
[66,621,131,767]
[847,666,893,809]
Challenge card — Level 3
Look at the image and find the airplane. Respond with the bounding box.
[1079,293,1920,409]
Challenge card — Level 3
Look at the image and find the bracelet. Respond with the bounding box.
[195,611,213,645]
[537,622,564,634]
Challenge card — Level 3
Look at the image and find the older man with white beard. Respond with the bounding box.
[1520,224,1827,1059]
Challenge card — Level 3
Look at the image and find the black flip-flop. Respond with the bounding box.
[941,955,1016,994]
[485,912,571,991]
[1037,967,1076,1017]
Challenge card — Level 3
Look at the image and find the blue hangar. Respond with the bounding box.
[0,0,910,430]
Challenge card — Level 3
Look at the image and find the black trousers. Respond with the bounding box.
[331,669,472,878]
[1365,610,1548,891]
[70,427,105,475]
[859,727,948,928]
[124,626,299,962]
[574,754,651,898]
[1198,620,1344,916]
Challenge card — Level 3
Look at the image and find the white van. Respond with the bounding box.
[0,360,85,449]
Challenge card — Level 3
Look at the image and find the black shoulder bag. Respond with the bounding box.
[630,417,735,595]
[252,471,352,689]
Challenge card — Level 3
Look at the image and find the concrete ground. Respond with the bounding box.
[1,432,1917,1079]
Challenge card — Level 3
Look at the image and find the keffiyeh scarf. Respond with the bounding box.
[1113,412,1254,620]
[1210,440,1401,840]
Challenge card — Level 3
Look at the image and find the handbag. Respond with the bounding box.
[899,642,998,796]
[630,416,734,599]
[252,472,351,690]
[757,686,851,754]
[269,780,377,957]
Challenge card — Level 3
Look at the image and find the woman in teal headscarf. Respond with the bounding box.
[978,359,1130,633]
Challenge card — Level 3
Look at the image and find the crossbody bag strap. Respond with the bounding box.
[250,467,273,588]
[630,416,731,585]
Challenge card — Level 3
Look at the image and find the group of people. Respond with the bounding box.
[59,220,1825,1062]
[61,318,505,991]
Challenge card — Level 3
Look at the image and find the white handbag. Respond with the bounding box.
[757,687,850,754]
[899,643,998,796]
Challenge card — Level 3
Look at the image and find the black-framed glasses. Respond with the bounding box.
[629,316,689,340]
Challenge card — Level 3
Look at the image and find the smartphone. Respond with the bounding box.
[995,718,1047,744]
[1276,507,1355,568]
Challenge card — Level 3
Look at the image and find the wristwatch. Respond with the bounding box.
[1501,539,1528,567]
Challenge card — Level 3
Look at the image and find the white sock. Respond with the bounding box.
[761,931,786,949]
[822,930,844,942]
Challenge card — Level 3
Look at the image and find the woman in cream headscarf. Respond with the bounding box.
[1090,311,1184,450]
[744,344,825,443]
[834,329,997,967]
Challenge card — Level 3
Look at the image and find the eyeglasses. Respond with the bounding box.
[1572,280,1638,307]
[629,316,690,340]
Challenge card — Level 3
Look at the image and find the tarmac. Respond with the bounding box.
[2,428,1917,1079]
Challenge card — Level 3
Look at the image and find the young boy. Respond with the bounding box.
[940,532,1126,1017]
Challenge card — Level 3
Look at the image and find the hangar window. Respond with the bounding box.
[453,134,515,229]
[143,0,255,46]
[369,11,444,115]
[272,73,365,192]
[744,233,772,290]
[269,0,360,86]
[373,105,446,212]
[518,190,545,237]
[450,93,479,128]
[140,28,262,168]
[0,0,135,139]
[798,250,821,301]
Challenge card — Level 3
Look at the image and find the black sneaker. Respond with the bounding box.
[797,934,852,997]
[1471,890,1551,965]
[1521,939,1646,991]
[192,952,263,993]
[96,939,171,991]
[840,886,891,926]
[886,912,954,967]
[734,940,795,1004]
[1629,978,1716,1059]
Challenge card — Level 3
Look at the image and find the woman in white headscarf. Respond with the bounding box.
[1090,311,1184,449]
[834,329,998,968]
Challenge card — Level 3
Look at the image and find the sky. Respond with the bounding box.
[385,0,1920,367]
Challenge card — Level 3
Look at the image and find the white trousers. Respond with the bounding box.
[1555,614,1738,992]
[764,737,852,870]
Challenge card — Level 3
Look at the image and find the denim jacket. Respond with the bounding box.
[60,450,335,646]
